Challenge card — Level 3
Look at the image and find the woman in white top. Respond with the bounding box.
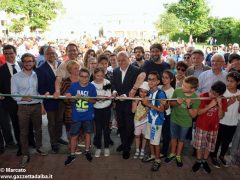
[91,67,112,157]
[212,71,240,166]
[159,70,176,157]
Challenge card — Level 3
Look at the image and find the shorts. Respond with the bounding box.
[193,127,218,152]
[145,122,162,145]
[134,122,147,136]
[170,121,190,141]
[69,120,93,136]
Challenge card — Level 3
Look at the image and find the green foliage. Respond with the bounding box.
[9,18,26,33]
[165,0,210,38]
[0,0,64,32]
[211,17,240,44]
[155,12,183,39]
[171,32,189,43]
[197,17,240,44]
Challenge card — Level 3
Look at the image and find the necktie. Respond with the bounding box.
[12,64,17,74]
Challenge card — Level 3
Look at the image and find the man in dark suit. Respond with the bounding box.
[0,45,36,155]
[0,45,22,155]
[36,46,65,153]
[112,51,146,159]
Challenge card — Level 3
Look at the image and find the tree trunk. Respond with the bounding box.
[189,34,193,44]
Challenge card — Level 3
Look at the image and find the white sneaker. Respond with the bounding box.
[75,148,82,155]
[139,151,145,159]
[95,149,101,157]
[104,148,110,157]
[133,151,139,159]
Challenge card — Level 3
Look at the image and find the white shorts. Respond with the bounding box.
[145,122,162,145]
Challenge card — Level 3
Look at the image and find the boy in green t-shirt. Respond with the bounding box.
[165,76,200,167]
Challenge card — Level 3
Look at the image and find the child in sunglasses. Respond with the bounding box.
[175,61,188,88]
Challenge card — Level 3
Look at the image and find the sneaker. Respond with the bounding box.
[219,156,228,167]
[85,151,93,162]
[139,151,145,159]
[20,155,30,168]
[36,147,48,156]
[51,144,59,154]
[176,156,183,167]
[202,161,211,173]
[211,157,221,168]
[192,161,201,172]
[165,154,176,163]
[104,148,110,157]
[133,151,139,159]
[142,155,155,163]
[160,153,166,159]
[151,160,161,171]
[64,155,76,166]
[58,138,68,145]
[95,149,101,157]
[75,148,82,155]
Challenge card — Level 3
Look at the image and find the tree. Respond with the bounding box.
[9,18,26,33]
[165,0,210,42]
[0,0,64,32]
[210,17,240,44]
[155,12,183,40]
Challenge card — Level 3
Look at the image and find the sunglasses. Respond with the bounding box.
[177,67,186,72]
[184,56,190,59]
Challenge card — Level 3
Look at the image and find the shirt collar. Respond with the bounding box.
[47,60,58,69]
[120,65,130,72]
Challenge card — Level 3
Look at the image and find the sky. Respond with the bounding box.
[59,0,240,18]
[46,0,240,38]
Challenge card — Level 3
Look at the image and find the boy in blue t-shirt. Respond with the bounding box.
[64,68,97,166]
[142,71,168,171]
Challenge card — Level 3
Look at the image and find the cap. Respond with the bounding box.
[139,81,150,91]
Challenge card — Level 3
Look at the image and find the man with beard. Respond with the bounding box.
[11,53,47,167]
[0,45,23,156]
[132,46,145,68]
[142,43,170,83]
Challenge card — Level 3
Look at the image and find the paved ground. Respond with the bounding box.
[0,115,240,180]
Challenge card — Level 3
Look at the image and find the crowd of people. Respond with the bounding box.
[0,37,240,173]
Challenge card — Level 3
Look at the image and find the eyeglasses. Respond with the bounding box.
[177,67,186,72]
[80,75,89,79]
[148,78,157,81]
[184,56,190,59]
